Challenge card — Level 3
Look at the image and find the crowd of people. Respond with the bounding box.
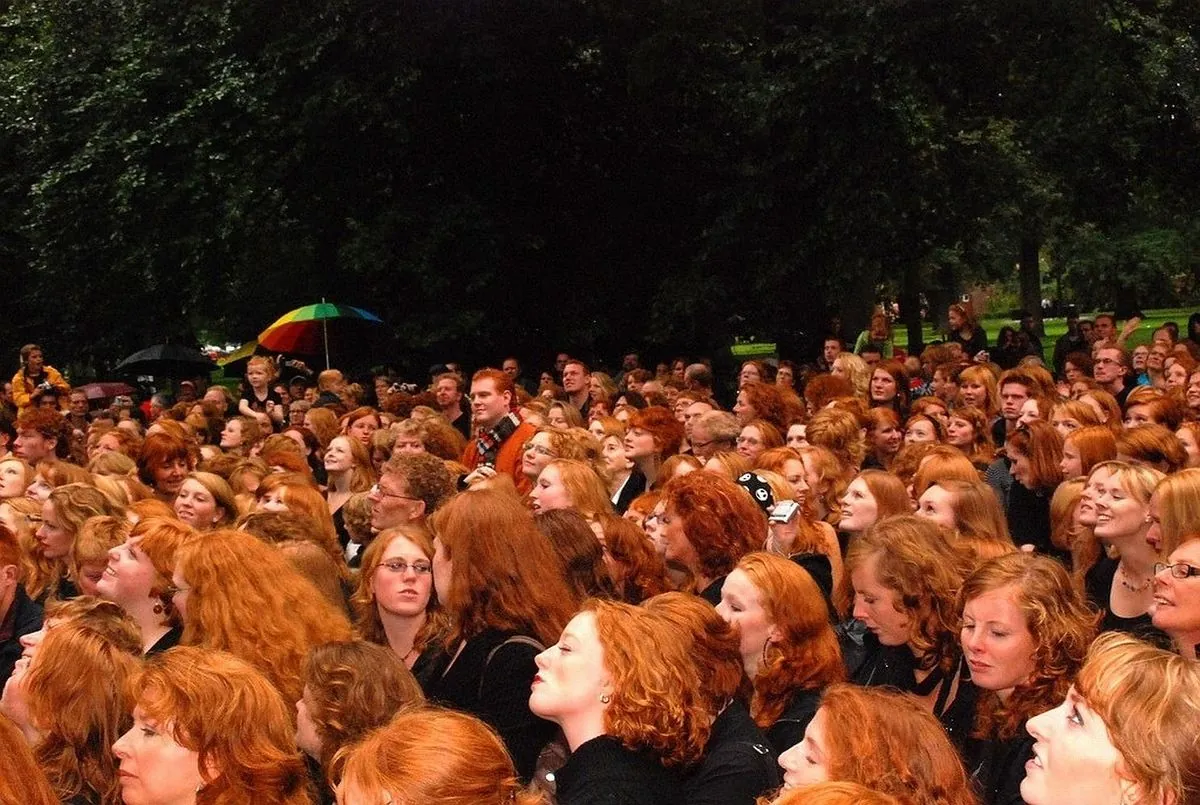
[1,305,1200,805]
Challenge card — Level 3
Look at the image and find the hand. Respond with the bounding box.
[36,381,52,391]
[463,465,498,486]
[973,350,989,363]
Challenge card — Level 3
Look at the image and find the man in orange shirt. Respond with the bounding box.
[460,368,537,494]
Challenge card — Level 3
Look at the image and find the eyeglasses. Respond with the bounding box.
[1094,357,1121,366]
[1154,562,1200,580]
[522,441,557,458]
[164,584,191,599]
[690,439,713,450]
[378,559,433,575]
[369,483,420,502]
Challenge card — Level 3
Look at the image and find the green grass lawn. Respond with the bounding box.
[894,307,1198,360]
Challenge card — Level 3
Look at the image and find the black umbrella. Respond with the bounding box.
[114,344,215,377]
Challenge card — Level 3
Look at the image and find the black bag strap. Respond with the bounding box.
[479,634,545,699]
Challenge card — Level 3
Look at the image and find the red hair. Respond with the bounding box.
[429,489,575,647]
[661,471,765,585]
[136,432,194,487]
[627,405,685,457]
[736,553,844,728]
[739,382,789,433]
[816,684,978,805]
[130,647,311,805]
[130,516,195,627]
[255,472,340,559]
[470,368,515,402]
[26,622,140,805]
[584,599,711,767]
[595,514,669,603]
[640,592,746,713]
[176,529,353,703]
[1006,420,1064,489]
[0,716,57,805]
[335,707,543,805]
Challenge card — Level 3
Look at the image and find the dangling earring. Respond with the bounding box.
[599,693,611,704]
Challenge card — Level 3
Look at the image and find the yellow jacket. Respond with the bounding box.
[10,365,70,412]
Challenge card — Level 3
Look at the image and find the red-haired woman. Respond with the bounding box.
[836,470,910,541]
[863,408,903,470]
[716,553,844,755]
[593,514,670,604]
[623,405,684,489]
[957,553,1096,805]
[171,528,353,705]
[353,524,450,690]
[1005,421,1065,558]
[842,516,974,748]
[529,599,711,803]
[734,382,789,435]
[335,707,545,805]
[136,431,194,503]
[32,482,117,603]
[643,592,781,803]
[0,716,57,805]
[323,433,376,552]
[868,360,909,420]
[426,489,576,780]
[340,406,383,448]
[660,471,765,604]
[94,516,194,654]
[1,620,141,805]
[777,684,978,805]
[116,646,311,805]
[296,640,424,801]
[947,302,989,359]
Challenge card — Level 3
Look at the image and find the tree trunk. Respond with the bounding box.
[1018,237,1043,334]
[899,260,924,357]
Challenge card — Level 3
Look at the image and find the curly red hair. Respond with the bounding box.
[640,592,746,713]
[816,684,978,805]
[129,647,311,805]
[176,529,353,703]
[736,552,844,728]
[594,514,669,603]
[627,406,685,458]
[738,382,789,434]
[661,470,765,586]
[584,599,711,767]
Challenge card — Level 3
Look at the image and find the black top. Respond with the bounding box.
[411,641,451,694]
[699,576,726,606]
[965,732,1034,805]
[683,700,779,805]
[556,735,682,805]
[613,468,647,515]
[1084,556,1172,648]
[146,626,182,656]
[424,628,555,781]
[0,586,43,690]
[240,387,284,414]
[448,410,472,439]
[765,688,822,756]
[950,327,989,357]
[1005,481,1055,557]
[789,553,834,618]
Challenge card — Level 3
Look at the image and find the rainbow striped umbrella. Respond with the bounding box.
[258,300,384,369]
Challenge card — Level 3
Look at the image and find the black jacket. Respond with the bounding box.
[965,732,1034,805]
[0,586,43,690]
[683,700,779,805]
[557,735,682,805]
[424,629,555,782]
[765,688,822,757]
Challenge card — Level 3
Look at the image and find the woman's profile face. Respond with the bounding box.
[1021,688,1126,805]
[529,611,610,723]
[113,707,205,805]
[778,706,831,789]
[838,478,879,533]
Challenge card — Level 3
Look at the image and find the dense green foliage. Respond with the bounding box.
[0,0,1196,375]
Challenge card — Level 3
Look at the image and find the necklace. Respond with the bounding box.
[1118,563,1152,593]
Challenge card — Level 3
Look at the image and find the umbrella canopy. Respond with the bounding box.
[115,344,215,377]
[77,381,135,401]
[258,301,384,369]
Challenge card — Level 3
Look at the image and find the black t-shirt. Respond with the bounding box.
[240,387,284,414]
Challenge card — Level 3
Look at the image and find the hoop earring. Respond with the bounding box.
[761,637,772,667]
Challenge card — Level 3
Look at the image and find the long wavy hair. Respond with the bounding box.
[429,489,575,647]
[585,599,711,768]
[661,471,765,587]
[352,525,450,657]
[1062,425,1117,479]
[806,407,866,470]
[593,514,669,603]
[844,516,965,673]
[334,707,545,805]
[533,509,618,602]
[541,458,614,520]
[958,553,1097,741]
[176,529,353,703]
[325,434,376,493]
[816,684,979,805]
[640,592,746,714]
[302,640,424,770]
[26,623,141,805]
[736,553,844,728]
[129,647,312,805]
[0,708,58,805]
[255,472,339,552]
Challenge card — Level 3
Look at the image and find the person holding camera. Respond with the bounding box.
[10,344,70,414]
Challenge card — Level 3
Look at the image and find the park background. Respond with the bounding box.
[0,0,1196,380]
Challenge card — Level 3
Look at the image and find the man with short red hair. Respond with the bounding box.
[460,369,537,494]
